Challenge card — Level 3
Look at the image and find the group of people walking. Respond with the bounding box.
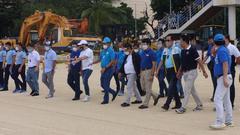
[0,33,239,130]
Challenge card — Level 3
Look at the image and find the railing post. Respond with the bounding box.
[201,0,204,8]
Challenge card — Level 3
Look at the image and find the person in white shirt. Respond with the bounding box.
[74,40,93,102]
[225,35,240,108]
[26,44,40,96]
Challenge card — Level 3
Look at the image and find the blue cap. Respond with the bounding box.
[103,37,111,43]
[214,34,225,42]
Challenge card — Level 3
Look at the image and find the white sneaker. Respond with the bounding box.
[83,96,90,102]
[209,123,226,130]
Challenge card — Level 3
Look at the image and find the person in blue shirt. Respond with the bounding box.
[138,38,159,109]
[42,43,57,99]
[92,37,117,104]
[67,43,82,101]
[155,39,167,98]
[0,42,16,91]
[203,36,217,102]
[11,43,27,93]
[0,42,6,88]
[113,42,126,96]
[210,34,233,129]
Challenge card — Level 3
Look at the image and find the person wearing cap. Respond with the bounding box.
[0,42,16,92]
[73,40,93,102]
[11,43,27,93]
[92,37,117,104]
[224,35,240,109]
[118,43,142,107]
[138,38,159,109]
[175,35,208,114]
[67,43,82,101]
[209,34,233,129]
[42,43,57,99]
[156,35,182,111]
[0,42,6,89]
[26,43,40,96]
[155,39,167,98]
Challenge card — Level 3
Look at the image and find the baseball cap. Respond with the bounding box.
[78,40,88,46]
[214,34,225,42]
[103,37,111,44]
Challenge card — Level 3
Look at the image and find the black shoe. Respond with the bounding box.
[210,98,214,102]
[171,106,181,109]
[0,88,8,91]
[101,101,109,105]
[161,106,169,111]
[159,95,165,98]
[30,91,34,95]
[72,97,80,101]
[121,103,130,107]
[138,105,148,109]
[131,100,142,104]
[153,95,161,106]
[112,93,117,101]
[140,91,146,96]
[31,92,39,96]
[180,95,184,99]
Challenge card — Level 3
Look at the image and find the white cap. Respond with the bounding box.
[78,40,88,46]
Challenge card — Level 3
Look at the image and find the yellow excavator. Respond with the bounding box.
[19,10,101,53]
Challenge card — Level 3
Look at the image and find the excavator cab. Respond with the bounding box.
[29,30,39,44]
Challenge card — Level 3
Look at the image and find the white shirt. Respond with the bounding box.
[79,48,93,70]
[124,55,135,74]
[227,43,240,57]
[28,50,40,68]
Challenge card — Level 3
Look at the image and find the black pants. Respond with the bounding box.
[163,68,182,109]
[208,63,217,99]
[4,64,14,89]
[11,64,26,90]
[67,69,82,98]
[113,71,125,94]
[230,72,235,108]
[0,62,4,86]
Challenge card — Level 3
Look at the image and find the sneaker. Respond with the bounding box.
[225,122,234,127]
[193,105,203,112]
[83,96,90,102]
[101,101,109,105]
[138,105,148,109]
[121,103,130,107]
[209,123,226,130]
[176,107,186,114]
[153,95,161,106]
[131,100,142,104]
[31,92,39,96]
[118,91,124,96]
[161,106,169,112]
[45,94,54,99]
[13,89,21,93]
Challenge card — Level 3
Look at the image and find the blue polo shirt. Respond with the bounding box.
[140,48,156,70]
[6,50,16,65]
[214,45,231,77]
[70,50,81,71]
[156,48,164,66]
[16,51,27,65]
[100,47,115,68]
[115,50,125,71]
[44,49,57,73]
[0,50,6,62]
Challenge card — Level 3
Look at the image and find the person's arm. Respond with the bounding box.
[2,55,6,69]
[197,59,208,78]
[223,61,229,88]
[35,53,40,72]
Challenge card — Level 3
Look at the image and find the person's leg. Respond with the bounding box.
[106,68,116,97]
[210,69,217,100]
[132,75,142,102]
[101,70,109,103]
[82,69,92,96]
[20,65,27,91]
[163,71,175,109]
[224,75,233,124]
[230,72,235,108]
[3,65,10,90]
[42,72,49,88]
[0,62,4,87]
[142,71,151,106]
[11,65,21,90]
[214,77,227,125]
[26,69,34,91]
[136,76,145,96]
[73,70,81,98]
[124,74,135,104]
[47,72,55,96]
[177,79,184,97]
[67,70,75,92]
[120,75,126,93]
[32,70,39,93]
[113,71,120,94]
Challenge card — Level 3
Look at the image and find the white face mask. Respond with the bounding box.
[72,47,77,52]
[124,51,129,55]
[103,45,108,49]
[134,49,139,53]
[5,47,9,50]
[27,48,33,52]
[142,45,148,50]
[45,46,50,51]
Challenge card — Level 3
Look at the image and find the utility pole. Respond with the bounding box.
[135,3,137,38]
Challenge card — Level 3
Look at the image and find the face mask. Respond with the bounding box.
[27,48,33,52]
[134,49,139,53]
[119,48,123,51]
[5,47,9,50]
[15,47,19,51]
[103,45,108,49]
[142,45,148,50]
[157,44,162,49]
[72,47,77,52]
[45,46,50,51]
[124,51,129,55]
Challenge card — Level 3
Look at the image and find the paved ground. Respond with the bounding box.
[0,64,239,135]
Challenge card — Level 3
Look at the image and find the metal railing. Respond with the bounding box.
[156,0,212,38]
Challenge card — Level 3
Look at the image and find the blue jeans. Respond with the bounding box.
[26,68,39,93]
[100,68,116,102]
[82,69,93,96]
